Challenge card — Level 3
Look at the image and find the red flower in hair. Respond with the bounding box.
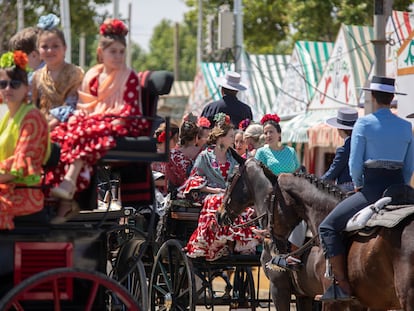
[100,18,128,36]
[158,131,166,143]
[238,118,251,131]
[197,117,211,128]
[260,114,280,125]
[13,50,28,70]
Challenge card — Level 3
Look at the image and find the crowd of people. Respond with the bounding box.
[1,11,413,305]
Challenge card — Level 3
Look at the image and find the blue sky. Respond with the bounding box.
[99,0,190,51]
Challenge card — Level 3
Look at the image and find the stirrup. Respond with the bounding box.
[271,255,302,272]
[319,282,354,302]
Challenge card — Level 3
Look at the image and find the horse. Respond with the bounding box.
[217,157,414,311]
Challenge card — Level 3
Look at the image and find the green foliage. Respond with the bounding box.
[0,0,111,66]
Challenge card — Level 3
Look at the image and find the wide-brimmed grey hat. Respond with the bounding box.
[326,107,358,130]
[362,76,406,95]
[216,71,248,91]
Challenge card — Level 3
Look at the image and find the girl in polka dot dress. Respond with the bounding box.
[48,18,148,203]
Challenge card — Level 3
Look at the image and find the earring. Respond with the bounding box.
[219,143,225,151]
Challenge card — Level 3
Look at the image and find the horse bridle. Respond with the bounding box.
[221,158,253,225]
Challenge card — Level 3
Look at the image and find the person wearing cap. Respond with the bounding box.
[321,107,359,192]
[318,76,414,302]
[201,71,253,128]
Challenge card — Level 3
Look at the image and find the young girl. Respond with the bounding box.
[48,18,148,214]
[31,13,84,129]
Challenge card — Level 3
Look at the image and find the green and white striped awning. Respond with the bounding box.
[281,109,338,144]
[186,53,291,121]
[309,24,375,109]
[276,41,334,117]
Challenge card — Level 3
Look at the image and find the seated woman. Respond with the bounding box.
[180,113,261,261]
[166,116,201,197]
[47,19,148,218]
[0,50,50,229]
[152,121,179,195]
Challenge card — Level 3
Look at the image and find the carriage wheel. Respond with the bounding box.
[230,266,256,311]
[114,239,149,311]
[149,239,195,311]
[0,267,140,311]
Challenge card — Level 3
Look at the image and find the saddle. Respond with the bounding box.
[345,184,414,232]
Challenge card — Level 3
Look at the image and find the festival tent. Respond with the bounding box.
[283,24,375,145]
[275,41,334,118]
[185,53,291,121]
[281,24,374,174]
[386,10,414,78]
[396,29,414,123]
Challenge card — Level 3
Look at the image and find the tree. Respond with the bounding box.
[133,19,197,81]
[0,0,111,67]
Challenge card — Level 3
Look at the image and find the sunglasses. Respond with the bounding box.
[0,80,23,90]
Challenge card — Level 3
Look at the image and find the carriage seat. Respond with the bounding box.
[169,200,201,221]
[102,70,174,164]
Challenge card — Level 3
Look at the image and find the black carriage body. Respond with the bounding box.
[0,221,110,309]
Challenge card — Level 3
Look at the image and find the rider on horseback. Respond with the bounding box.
[318,76,414,301]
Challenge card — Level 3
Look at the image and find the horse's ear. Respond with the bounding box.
[229,147,246,165]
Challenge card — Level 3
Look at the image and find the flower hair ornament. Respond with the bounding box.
[100,18,128,37]
[157,131,166,143]
[37,13,60,30]
[238,118,251,131]
[260,113,280,125]
[213,113,231,127]
[0,50,29,71]
[197,117,211,128]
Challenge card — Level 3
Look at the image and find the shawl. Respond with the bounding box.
[33,63,84,115]
[76,64,135,115]
[191,146,239,188]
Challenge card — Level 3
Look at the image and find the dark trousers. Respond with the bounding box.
[319,167,404,258]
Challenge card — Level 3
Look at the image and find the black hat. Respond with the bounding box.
[362,76,406,95]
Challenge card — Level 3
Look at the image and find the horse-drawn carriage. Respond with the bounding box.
[0,70,274,311]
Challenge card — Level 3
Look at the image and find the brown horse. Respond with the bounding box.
[217,157,414,311]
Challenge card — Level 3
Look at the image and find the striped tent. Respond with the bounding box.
[242,53,291,118]
[309,24,375,110]
[186,53,291,121]
[275,41,334,117]
[386,10,414,78]
[283,24,375,145]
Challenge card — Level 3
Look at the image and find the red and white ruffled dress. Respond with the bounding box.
[184,162,260,261]
[47,71,148,191]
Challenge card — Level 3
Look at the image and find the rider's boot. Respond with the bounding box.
[319,254,354,302]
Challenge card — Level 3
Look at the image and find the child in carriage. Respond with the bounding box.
[47,18,148,220]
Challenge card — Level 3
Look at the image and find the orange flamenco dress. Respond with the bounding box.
[0,104,50,229]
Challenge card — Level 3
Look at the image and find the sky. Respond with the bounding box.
[98,0,190,51]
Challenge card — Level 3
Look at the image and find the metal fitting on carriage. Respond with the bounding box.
[123,206,136,216]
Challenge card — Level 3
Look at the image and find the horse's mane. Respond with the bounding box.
[292,172,348,201]
[257,160,279,184]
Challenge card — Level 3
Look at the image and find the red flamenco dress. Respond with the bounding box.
[47,65,149,192]
[183,160,260,261]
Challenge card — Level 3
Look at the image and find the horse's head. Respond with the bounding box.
[217,158,274,226]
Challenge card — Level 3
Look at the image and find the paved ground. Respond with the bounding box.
[195,267,297,311]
